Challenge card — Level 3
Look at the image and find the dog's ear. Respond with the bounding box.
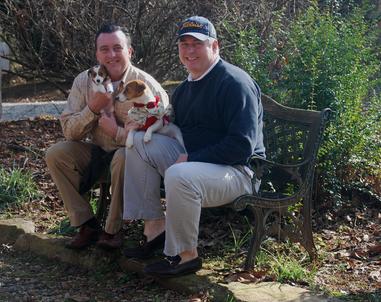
[135,81,146,95]
[88,68,93,77]
[99,65,108,76]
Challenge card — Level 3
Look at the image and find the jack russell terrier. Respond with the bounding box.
[115,79,184,149]
[88,64,114,115]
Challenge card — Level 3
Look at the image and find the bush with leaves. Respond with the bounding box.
[231,5,381,205]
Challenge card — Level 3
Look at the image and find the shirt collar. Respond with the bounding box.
[121,64,132,84]
[187,56,221,82]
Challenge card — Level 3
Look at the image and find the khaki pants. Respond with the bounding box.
[45,141,124,234]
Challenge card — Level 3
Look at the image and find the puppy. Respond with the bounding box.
[115,79,184,149]
[88,64,114,115]
[88,64,114,94]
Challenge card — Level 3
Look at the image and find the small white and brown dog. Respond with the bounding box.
[88,64,114,94]
[115,79,184,149]
[88,64,114,115]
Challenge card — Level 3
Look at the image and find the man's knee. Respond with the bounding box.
[45,141,68,167]
[45,141,92,171]
[132,132,171,161]
[111,148,125,173]
[164,163,190,187]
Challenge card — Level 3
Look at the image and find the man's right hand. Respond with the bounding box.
[124,120,142,133]
[88,92,112,114]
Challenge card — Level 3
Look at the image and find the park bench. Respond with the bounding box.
[95,94,331,270]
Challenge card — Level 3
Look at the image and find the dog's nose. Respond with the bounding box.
[96,79,101,83]
[115,96,120,101]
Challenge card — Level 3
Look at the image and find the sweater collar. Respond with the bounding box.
[187,56,221,82]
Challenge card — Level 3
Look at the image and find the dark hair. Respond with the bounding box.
[95,23,131,48]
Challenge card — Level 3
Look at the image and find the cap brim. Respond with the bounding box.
[177,32,209,41]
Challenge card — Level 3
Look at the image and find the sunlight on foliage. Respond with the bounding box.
[229,4,381,205]
[0,167,41,210]
[256,241,316,284]
[48,217,76,236]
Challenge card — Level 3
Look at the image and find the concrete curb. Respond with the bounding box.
[0,219,331,302]
[1,101,66,121]
[0,218,35,245]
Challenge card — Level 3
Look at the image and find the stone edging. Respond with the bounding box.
[0,101,66,121]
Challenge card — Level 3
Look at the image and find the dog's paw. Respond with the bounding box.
[143,133,152,143]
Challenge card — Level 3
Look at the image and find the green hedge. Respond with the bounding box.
[230,5,381,205]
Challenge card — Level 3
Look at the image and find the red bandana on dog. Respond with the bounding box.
[136,96,170,130]
[133,95,160,109]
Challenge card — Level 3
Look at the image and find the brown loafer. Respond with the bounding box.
[65,225,100,250]
[96,231,123,250]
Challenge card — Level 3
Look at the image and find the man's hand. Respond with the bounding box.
[88,92,112,114]
[124,120,142,133]
[99,113,118,138]
[175,153,188,163]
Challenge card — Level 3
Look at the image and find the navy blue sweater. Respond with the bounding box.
[172,59,265,165]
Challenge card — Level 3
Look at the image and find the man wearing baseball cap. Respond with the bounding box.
[123,16,265,277]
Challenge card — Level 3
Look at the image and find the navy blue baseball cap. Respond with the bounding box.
[177,16,217,41]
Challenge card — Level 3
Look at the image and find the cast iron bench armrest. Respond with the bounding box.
[249,155,312,170]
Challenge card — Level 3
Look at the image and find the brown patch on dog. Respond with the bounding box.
[88,68,96,77]
[124,80,147,99]
[98,65,108,78]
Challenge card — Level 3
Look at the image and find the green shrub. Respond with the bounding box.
[48,217,76,236]
[0,167,41,210]
[230,5,381,205]
[255,241,316,284]
[284,6,380,203]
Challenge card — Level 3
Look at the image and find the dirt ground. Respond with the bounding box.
[0,244,188,302]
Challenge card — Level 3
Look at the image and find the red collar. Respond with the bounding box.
[133,95,160,109]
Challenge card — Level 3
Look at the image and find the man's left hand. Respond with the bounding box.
[175,153,188,163]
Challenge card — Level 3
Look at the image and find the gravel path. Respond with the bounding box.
[0,244,188,302]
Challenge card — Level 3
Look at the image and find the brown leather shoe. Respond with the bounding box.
[96,231,123,250]
[65,225,100,250]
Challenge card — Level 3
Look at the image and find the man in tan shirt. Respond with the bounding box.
[45,23,168,250]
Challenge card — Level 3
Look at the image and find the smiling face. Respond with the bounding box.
[96,30,132,81]
[178,35,219,80]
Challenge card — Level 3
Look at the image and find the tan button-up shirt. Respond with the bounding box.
[60,64,169,152]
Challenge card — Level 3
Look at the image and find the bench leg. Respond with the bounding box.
[302,189,317,260]
[96,182,111,227]
[245,206,265,270]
